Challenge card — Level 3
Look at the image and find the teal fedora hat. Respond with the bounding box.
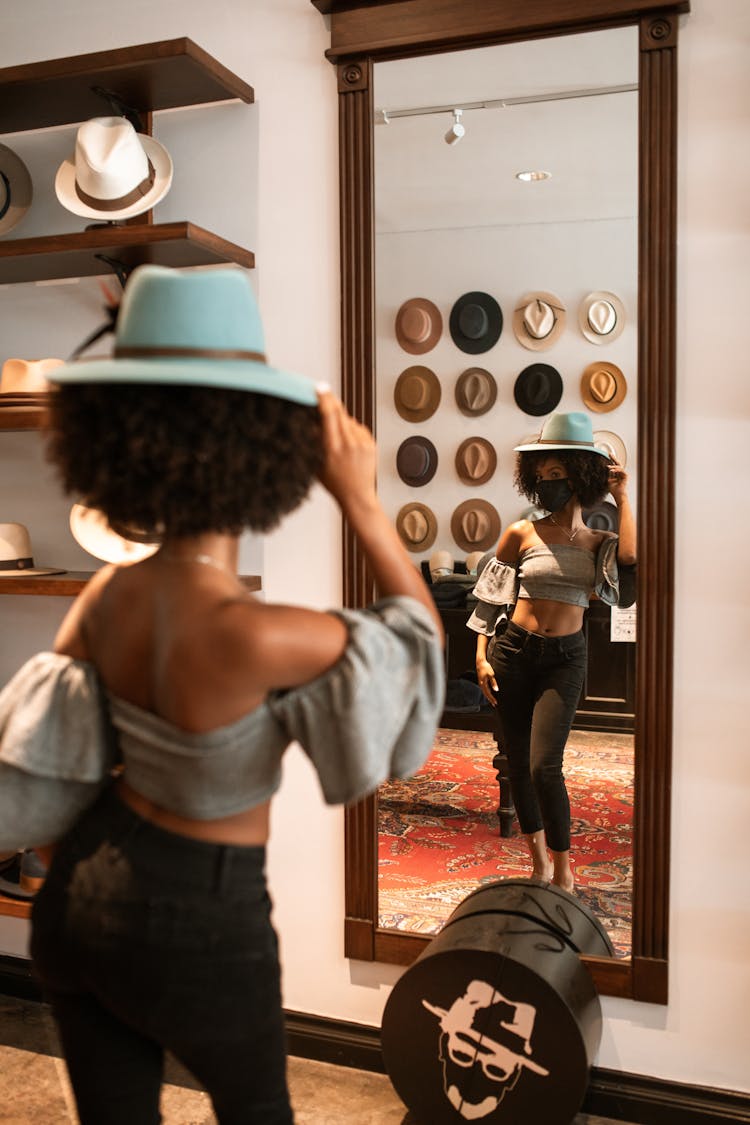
[49,265,318,406]
[514,411,609,457]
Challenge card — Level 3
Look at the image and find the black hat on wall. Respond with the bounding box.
[449,292,503,354]
[513,363,563,416]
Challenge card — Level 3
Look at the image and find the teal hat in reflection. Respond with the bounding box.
[49,265,318,406]
[514,411,609,457]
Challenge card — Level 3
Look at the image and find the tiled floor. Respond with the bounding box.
[0,995,626,1124]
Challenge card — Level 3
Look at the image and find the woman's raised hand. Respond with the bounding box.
[316,386,378,511]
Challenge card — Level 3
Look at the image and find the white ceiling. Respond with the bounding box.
[374,26,639,233]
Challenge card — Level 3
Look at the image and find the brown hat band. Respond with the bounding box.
[75,159,156,212]
[0,557,33,570]
[115,345,267,362]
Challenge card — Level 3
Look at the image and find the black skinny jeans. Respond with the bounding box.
[30,786,293,1125]
[488,620,587,852]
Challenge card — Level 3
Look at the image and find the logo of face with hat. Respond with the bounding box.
[580,361,627,413]
[449,292,503,355]
[395,298,443,355]
[513,292,566,352]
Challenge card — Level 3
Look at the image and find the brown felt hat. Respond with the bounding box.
[454,367,497,417]
[455,437,497,486]
[512,291,566,351]
[395,297,443,355]
[578,291,626,345]
[396,436,438,487]
[395,503,438,553]
[580,361,627,413]
[450,499,501,553]
[393,365,441,422]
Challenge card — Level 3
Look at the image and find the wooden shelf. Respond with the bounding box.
[0,895,31,920]
[0,38,254,134]
[0,572,262,596]
[0,222,255,285]
[0,405,48,431]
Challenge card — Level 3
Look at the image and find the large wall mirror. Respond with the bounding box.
[313,0,689,1004]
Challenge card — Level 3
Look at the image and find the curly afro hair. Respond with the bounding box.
[46,384,324,537]
[514,448,611,509]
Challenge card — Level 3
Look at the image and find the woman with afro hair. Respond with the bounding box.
[0,265,444,1124]
[468,412,636,894]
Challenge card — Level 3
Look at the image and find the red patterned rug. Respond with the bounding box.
[378,727,633,957]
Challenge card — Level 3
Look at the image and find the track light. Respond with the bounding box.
[444,109,465,146]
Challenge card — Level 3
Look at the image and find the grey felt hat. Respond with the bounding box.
[455,367,497,417]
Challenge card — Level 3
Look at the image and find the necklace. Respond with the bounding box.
[549,514,584,542]
[161,552,236,578]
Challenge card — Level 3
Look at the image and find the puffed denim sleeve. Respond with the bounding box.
[466,557,518,636]
[594,536,636,608]
[0,653,118,850]
[266,596,444,805]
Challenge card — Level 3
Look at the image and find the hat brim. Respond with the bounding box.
[55,134,173,221]
[47,356,318,406]
[0,567,66,577]
[0,143,33,236]
[514,439,609,457]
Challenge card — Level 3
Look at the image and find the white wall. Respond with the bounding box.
[1,0,749,1100]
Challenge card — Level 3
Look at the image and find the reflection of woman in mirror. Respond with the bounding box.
[468,412,636,892]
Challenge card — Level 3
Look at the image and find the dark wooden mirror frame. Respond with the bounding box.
[313,0,689,1004]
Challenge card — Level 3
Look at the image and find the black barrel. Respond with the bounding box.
[381,878,613,1125]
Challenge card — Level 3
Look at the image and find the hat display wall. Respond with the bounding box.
[583,501,620,533]
[396,436,438,487]
[593,429,628,467]
[55,116,173,221]
[396,503,438,553]
[395,298,443,354]
[454,367,497,417]
[0,523,65,576]
[69,503,161,565]
[513,362,563,416]
[450,499,501,552]
[0,358,62,407]
[580,361,627,413]
[394,365,441,423]
[0,143,33,236]
[455,436,497,486]
[47,265,318,404]
[449,292,503,355]
[514,411,609,457]
[512,292,566,351]
[578,291,626,345]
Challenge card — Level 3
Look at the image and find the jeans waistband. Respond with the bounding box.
[70,785,267,895]
[504,619,584,655]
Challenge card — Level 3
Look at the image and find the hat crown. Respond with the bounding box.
[400,305,431,344]
[462,372,487,408]
[398,441,430,477]
[461,509,489,542]
[461,440,489,479]
[115,265,266,357]
[587,298,617,335]
[458,303,489,339]
[589,369,617,403]
[400,371,428,409]
[0,358,62,394]
[403,509,428,543]
[75,117,150,199]
[539,411,595,446]
[0,522,32,562]
[523,299,554,339]
[527,369,551,404]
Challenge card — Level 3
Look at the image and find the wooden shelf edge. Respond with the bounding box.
[0,896,32,920]
[0,573,261,596]
[0,407,48,431]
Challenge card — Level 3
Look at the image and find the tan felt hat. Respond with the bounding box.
[454,367,497,417]
[513,291,566,351]
[450,499,501,553]
[393,365,441,422]
[395,503,438,553]
[593,429,627,467]
[455,437,497,486]
[395,298,443,355]
[580,361,627,412]
[578,291,626,345]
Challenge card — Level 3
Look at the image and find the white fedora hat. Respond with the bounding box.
[55,116,173,221]
[578,291,626,345]
[0,523,65,577]
[0,143,33,236]
[0,358,63,399]
[513,291,566,351]
[69,503,161,565]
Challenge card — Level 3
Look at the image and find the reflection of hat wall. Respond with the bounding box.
[578,291,626,345]
[394,365,441,422]
[451,499,501,552]
[395,298,443,354]
[513,292,566,351]
[396,503,438,552]
[580,361,627,413]
[0,143,33,236]
[454,367,497,417]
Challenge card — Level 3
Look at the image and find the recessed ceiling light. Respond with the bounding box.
[516,170,552,182]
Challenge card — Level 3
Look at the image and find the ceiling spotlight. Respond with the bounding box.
[445,109,465,146]
[516,169,552,182]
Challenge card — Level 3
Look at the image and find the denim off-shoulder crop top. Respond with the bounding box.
[0,597,444,851]
[467,535,632,637]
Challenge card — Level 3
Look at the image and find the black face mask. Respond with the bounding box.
[536,478,574,512]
